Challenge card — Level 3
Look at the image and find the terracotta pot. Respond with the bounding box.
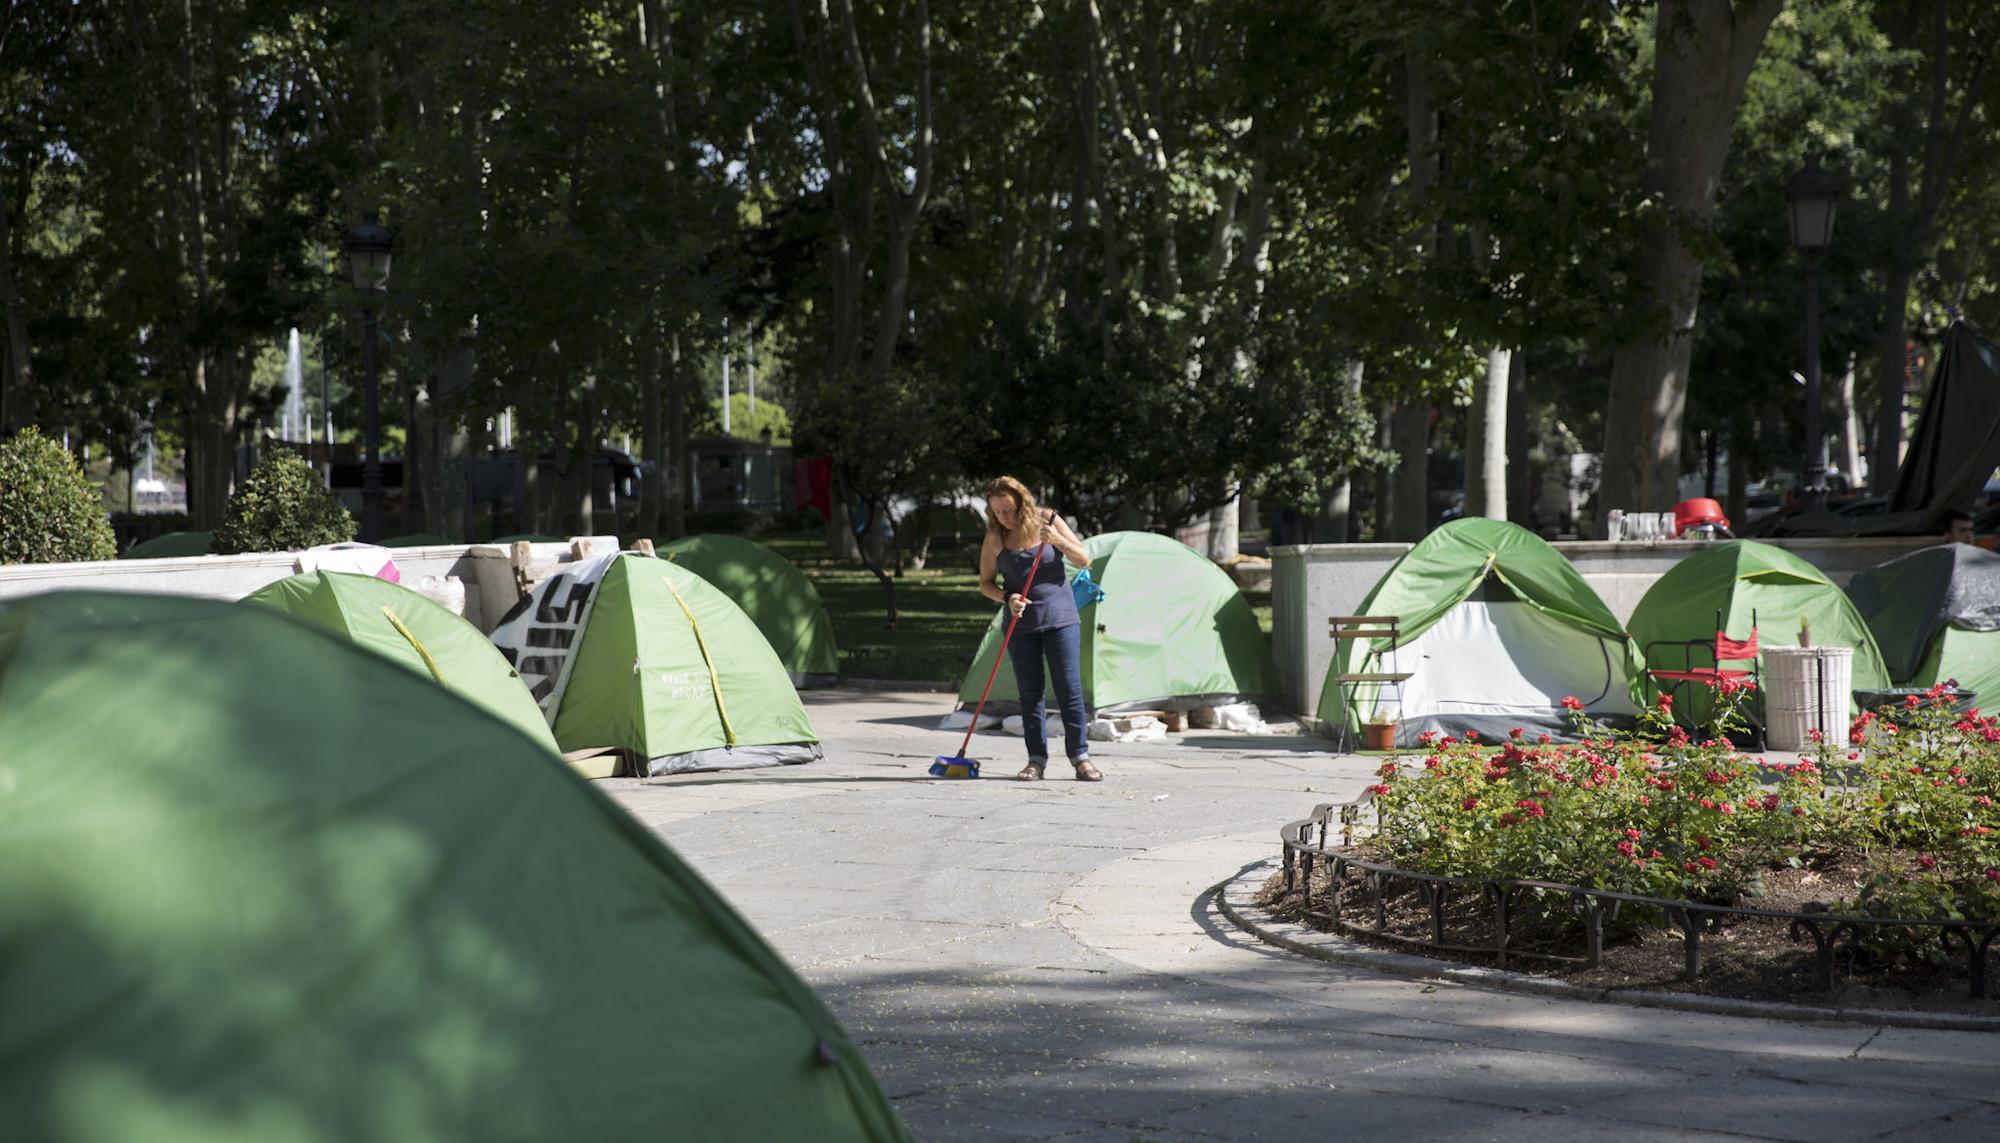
[1361,721,1397,751]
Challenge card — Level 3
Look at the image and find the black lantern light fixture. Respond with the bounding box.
[342,211,394,540]
[1784,156,1840,513]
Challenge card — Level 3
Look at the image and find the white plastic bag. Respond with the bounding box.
[1087,714,1167,743]
[1214,702,1268,734]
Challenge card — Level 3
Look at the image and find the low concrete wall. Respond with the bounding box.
[1271,536,1937,718]
[0,537,622,633]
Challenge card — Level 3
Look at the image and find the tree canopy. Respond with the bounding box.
[2,0,1993,540]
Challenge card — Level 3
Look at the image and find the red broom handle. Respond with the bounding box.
[956,541,1050,757]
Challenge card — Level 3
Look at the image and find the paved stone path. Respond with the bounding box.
[604,691,2000,1142]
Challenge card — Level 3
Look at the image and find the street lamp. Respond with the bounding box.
[1785,155,1839,512]
[343,211,393,540]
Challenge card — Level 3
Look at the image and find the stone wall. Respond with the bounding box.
[0,537,622,633]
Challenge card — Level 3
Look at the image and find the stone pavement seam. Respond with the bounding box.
[1216,859,2000,1035]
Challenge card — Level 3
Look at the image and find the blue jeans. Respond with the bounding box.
[1010,622,1089,764]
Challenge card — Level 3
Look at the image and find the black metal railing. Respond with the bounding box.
[1280,795,2000,999]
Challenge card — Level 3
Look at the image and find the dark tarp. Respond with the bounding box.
[1890,319,2000,528]
[1847,543,2000,681]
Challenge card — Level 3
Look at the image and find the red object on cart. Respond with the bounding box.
[1673,497,1729,537]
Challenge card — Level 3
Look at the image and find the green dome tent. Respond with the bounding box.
[956,530,1279,716]
[1847,543,2000,703]
[1315,518,1641,746]
[118,530,213,559]
[492,552,820,776]
[658,534,840,686]
[1626,540,1889,719]
[245,570,559,756]
[0,591,908,1143]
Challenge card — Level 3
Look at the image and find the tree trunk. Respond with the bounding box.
[568,373,596,536]
[1204,497,1240,560]
[185,358,238,529]
[1871,2,1992,492]
[1838,353,1862,490]
[1373,402,1396,541]
[1505,352,1532,527]
[1466,347,1511,519]
[1391,402,1429,541]
[825,474,860,560]
[404,384,429,535]
[857,498,897,627]
[1393,50,1436,541]
[664,332,687,539]
[1598,0,1780,520]
[0,171,33,435]
[1726,417,1750,527]
[1315,360,1366,543]
[638,330,664,540]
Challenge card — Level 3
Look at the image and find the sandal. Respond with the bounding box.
[1016,760,1046,781]
[1072,759,1103,782]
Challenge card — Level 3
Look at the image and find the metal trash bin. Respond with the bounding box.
[1763,646,1853,751]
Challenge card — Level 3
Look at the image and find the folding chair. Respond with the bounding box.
[1328,615,1411,751]
[1643,608,1764,749]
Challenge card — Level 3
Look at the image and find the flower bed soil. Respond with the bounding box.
[1257,849,2000,1017]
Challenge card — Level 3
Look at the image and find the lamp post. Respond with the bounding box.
[1785,155,1839,513]
[343,211,393,540]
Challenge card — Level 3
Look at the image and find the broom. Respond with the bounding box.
[932,540,1050,779]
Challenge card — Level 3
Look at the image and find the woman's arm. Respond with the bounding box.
[1042,509,1090,568]
[978,533,1006,603]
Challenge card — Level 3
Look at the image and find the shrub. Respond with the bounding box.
[0,427,116,564]
[1365,682,2000,928]
[213,450,355,554]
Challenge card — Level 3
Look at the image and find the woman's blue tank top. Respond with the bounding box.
[996,543,1079,633]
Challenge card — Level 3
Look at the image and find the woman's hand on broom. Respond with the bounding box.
[1007,593,1032,619]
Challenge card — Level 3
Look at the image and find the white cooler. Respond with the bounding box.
[1762,645,1853,751]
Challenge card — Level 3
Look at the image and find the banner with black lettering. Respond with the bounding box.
[490,552,616,722]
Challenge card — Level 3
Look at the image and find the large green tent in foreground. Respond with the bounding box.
[492,553,820,775]
[658,533,841,686]
[245,570,559,755]
[1847,543,2000,705]
[1315,518,1641,745]
[0,592,908,1143]
[1626,540,1889,719]
[957,530,1280,715]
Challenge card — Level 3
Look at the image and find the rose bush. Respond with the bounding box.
[1367,681,2000,926]
[1821,692,2000,938]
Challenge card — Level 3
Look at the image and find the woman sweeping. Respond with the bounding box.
[979,475,1101,781]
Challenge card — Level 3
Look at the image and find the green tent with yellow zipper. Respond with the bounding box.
[954,530,1280,717]
[490,552,819,776]
[656,533,840,687]
[1626,539,1890,720]
[1315,518,1642,746]
[244,570,559,756]
[0,590,908,1142]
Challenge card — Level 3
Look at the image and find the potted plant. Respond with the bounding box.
[1361,704,1397,751]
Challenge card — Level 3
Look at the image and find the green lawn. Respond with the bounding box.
[765,531,1274,685]
[766,533,995,684]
